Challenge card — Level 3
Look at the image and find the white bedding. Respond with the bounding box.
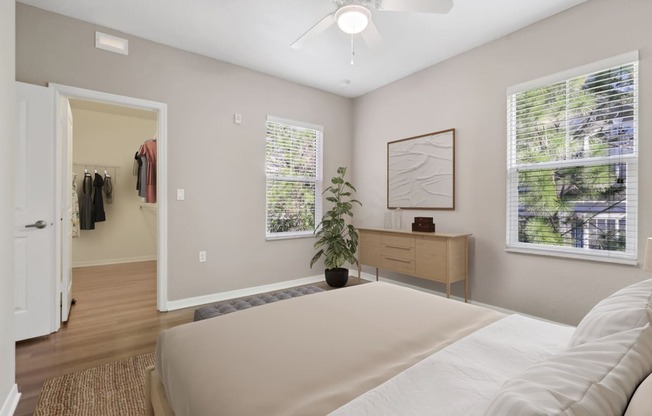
[154,282,504,416]
[330,314,575,416]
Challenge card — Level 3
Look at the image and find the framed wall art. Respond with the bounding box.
[387,128,455,210]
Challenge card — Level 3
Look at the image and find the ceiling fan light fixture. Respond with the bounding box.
[335,5,371,34]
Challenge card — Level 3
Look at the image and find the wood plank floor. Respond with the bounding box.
[14,261,192,416]
[14,261,363,415]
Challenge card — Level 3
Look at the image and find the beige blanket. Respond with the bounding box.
[155,282,503,416]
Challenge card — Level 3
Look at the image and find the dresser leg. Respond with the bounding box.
[446,282,451,298]
[464,279,468,303]
[375,268,379,282]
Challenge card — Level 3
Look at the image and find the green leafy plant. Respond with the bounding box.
[310,167,361,270]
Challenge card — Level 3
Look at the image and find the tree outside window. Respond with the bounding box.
[507,56,638,261]
[265,117,322,239]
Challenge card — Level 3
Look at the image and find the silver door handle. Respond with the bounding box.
[25,220,47,229]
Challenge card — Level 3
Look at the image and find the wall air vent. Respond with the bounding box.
[95,31,129,55]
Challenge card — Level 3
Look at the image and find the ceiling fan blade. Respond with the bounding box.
[290,13,336,49]
[377,0,454,13]
[361,19,383,48]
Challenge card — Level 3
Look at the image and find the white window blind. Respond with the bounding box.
[506,53,638,263]
[266,116,322,239]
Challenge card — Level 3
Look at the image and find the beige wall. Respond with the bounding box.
[0,0,16,409]
[353,0,652,325]
[17,0,648,325]
[16,4,354,301]
[71,103,158,266]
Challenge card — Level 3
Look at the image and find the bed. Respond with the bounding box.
[146,279,652,416]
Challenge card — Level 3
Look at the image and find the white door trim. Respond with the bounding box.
[50,83,169,314]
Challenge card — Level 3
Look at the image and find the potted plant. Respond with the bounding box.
[310,167,361,287]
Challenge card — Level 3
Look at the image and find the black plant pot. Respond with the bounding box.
[325,268,349,288]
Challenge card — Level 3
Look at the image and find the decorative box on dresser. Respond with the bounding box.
[357,228,471,302]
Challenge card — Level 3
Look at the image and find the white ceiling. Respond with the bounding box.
[18,0,587,98]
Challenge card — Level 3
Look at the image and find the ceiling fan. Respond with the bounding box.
[290,0,454,50]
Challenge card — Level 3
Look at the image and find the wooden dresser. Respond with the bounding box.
[357,228,471,302]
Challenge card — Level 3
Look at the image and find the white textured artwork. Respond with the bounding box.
[387,129,455,209]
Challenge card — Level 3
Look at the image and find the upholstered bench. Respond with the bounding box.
[193,285,325,321]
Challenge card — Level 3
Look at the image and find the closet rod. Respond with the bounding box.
[73,163,118,175]
[73,163,120,169]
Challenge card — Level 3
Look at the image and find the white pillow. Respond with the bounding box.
[569,278,652,347]
[484,324,652,416]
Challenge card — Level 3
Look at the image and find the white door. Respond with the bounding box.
[60,98,74,322]
[14,82,56,341]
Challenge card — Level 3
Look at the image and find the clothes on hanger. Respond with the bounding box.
[75,166,116,233]
[134,151,148,198]
[137,138,157,203]
[93,172,106,222]
[79,172,94,230]
[72,174,80,238]
[139,154,148,198]
[103,172,113,204]
[134,152,143,191]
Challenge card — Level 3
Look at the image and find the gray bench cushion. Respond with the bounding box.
[193,285,325,321]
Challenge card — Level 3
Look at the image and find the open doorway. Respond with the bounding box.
[52,83,169,324]
[67,99,158,319]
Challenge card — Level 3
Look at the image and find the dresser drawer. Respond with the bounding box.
[381,256,416,275]
[381,235,416,274]
[381,235,415,261]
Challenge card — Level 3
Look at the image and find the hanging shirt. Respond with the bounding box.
[134,151,142,192]
[103,174,113,204]
[93,173,106,222]
[139,154,148,199]
[140,139,157,203]
[79,173,94,230]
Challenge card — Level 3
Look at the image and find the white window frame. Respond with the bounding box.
[265,115,323,240]
[506,51,639,265]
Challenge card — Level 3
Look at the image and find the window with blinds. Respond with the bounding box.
[506,52,638,263]
[266,116,323,239]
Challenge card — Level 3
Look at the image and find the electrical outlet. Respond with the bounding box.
[176,188,185,201]
[199,251,207,263]
[234,113,242,125]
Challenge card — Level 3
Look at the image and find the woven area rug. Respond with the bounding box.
[35,352,155,416]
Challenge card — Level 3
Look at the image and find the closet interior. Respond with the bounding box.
[69,99,158,268]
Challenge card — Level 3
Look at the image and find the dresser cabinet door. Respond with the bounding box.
[415,238,448,283]
[359,231,382,267]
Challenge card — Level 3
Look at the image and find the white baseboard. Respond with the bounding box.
[166,274,326,311]
[72,255,157,268]
[0,384,20,416]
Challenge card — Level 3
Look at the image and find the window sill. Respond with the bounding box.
[266,232,315,241]
[505,245,638,266]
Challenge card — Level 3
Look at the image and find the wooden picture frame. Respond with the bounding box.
[387,129,455,210]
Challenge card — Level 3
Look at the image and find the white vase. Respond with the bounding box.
[393,208,402,230]
[384,212,393,229]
